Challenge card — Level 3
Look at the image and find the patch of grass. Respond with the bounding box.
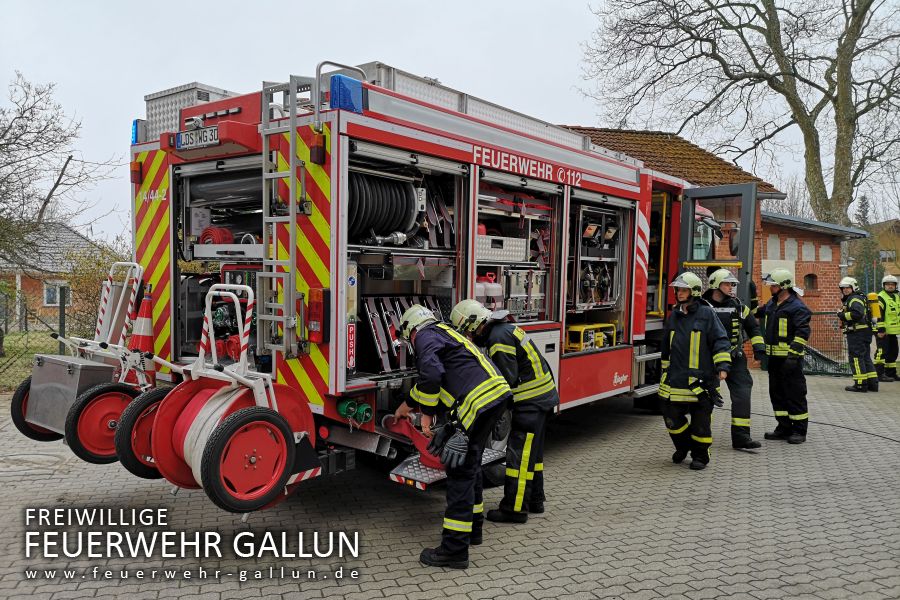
[0,331,59,391]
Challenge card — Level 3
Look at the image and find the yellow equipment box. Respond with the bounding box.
[565,323,617,352]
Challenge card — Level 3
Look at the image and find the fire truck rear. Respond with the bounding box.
[128,60,757,512]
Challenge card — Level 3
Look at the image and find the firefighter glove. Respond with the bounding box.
[440,429,470,470]
[427,423,453,456]
[753,349,766,361]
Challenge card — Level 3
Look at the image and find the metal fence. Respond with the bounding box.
[0,291,73,392]
[801,312,852,377]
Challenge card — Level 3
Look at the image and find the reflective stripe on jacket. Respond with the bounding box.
[701,290,765,353]
[484,322,559,410]
[409,323,511,430]
[758,292,812,357]
[877,290,900,334]
[660,301,732,402]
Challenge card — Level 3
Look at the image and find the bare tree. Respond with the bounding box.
[583,0,900,225]
[0,73,116,271]
[761,172,816,218]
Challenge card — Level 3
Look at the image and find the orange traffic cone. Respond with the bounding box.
[128,287,156,387]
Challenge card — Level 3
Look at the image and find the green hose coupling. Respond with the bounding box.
[337,399,358,419]
[354,403,373,423]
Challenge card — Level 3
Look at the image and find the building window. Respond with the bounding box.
[820,245,833,262]
[767,234,780,259]
[784,238,798,261]
[43,282,71,307]
[802,241,816,261]
[804,274,818,290]
[881,250,896,263]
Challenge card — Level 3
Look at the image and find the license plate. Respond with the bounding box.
[176,126,219,150]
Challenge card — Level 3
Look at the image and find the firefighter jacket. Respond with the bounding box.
[701,290,765,354]
[478,322,559,411]
[876,290,900,334]
[660,300,732,402]
[409,322,511,431]
[757,292,812,357]
[838,291,871,332]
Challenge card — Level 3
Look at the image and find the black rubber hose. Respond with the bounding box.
[355,174,370,239]
[387,179,404,233]
[348,172,360,238]
[373,176,391,234]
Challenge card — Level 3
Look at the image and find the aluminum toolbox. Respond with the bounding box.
[27,355,116,434]
[476,235,528,263]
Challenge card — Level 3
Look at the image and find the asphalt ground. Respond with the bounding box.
[0,370,898,600]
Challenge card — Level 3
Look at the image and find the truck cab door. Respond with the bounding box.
[677,183,757,306]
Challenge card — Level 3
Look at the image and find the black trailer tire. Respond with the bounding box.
[200,406,296,513]
[10,376,63,442]
[65,383,140,464]
[114,386,170,479]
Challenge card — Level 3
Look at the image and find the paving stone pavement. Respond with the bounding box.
[0,370,898,600]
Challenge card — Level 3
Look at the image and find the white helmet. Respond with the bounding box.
[883,274,898,286]
[839,276,859,292]
[708,268,739,290]
[670,271,703,297]
[398,305,437,339]
[450,299,493,333]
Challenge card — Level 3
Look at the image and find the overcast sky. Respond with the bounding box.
[3,1,801,241]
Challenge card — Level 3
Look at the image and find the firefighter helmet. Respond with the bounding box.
[762,268,794,289]
[450,299,493,333]
[839,276,859,292]
[708,268,739,290]
[670,272,703,297]
[883,274,898,286]
[398,305,437,339]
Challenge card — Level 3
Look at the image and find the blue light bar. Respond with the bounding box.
[330,75,366,114]
[131,119,140,145]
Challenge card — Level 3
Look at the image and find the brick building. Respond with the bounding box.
[565,127,866,301]
[0,222,99,331]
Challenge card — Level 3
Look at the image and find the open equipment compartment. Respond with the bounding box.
[344,141,466,383]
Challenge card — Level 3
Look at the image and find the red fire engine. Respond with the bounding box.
[15,59,758,513]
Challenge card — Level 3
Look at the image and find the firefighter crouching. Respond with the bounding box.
[660,272,732,471]
[757,269,812,444]
[875,274,900,382]
[450,299,559,524]
[702,269,765,449]
[838,277,878,393]
[393,305,511,569]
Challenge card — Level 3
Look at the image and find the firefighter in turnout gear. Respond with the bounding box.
[838,277,878,392]
[450,299,559,524]
[758,269,812,444]
[393,305,511,569]
[660,272,732,470]
[875,274,900,382]
[702,269,765,449]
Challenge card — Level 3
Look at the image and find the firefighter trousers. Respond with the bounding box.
[441,401,506,557]
[663,398,713,464]
[875,334,899,378]
[499,402,552,514]
[847,330,877,388]
[724,353,754,446]
[767,357,808,436]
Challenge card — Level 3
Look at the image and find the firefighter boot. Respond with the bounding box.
[733,439,762,450]
[787,434,806,444]
[529,502,545,514]
[868,378,880,392]
[419,547,468,569]
[672,450,688,464]
[486,509,528,524]
[845,383,868,393]
[689,459,707,470]
[764,428,792,441]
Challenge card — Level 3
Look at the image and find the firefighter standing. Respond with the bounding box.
[758,269,812,444]
[838,277,878,392]
[660,272,732,470]
[449,299,559,524]
[394,305,511,569]
[875,274,900,382]
[702,269,765,449]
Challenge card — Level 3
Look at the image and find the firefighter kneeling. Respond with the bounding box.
[838,277,878,393]
[660,272,732,470]
[450,299,559,524]
[393,305,510,569]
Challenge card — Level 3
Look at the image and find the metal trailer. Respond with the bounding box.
[124,59,757,512]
